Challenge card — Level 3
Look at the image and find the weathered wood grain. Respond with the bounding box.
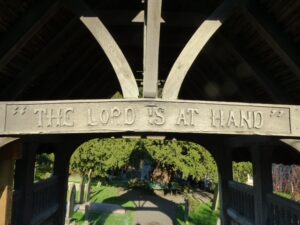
[0,99,298,137]
[143,0,163,98]
[162,0,236,99]
[0,138,21,225]
[68,0,139,99]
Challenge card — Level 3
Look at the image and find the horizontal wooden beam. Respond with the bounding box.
[95,10,207,27]
[0,99,299,137]
[227,208,254,225]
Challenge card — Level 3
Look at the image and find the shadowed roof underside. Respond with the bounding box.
[0,0,299,105]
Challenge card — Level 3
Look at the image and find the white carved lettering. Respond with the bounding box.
[148,107,165,126]
[62,108,74,127]
[187,108,199,126]
[87,109,98,126]
[176,108,199,126]
[211,109,264,129]
[124,107,135,125]
[176,109,188,126]
[240,110,252,129]
[211,110,225,127]
[254,111,264,129]
[111,107,121,125]
[100,109,110,125]
[34,109,46,127]
[34,108,75,128]
[46,109,62,127]
[227,111,239,128]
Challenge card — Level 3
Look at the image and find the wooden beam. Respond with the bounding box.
[243,2,300,80]
[67,0,139,99]
[53,144,74,225]
[252,147,273,225]
[41,40,93,99]
[0,99,299,137]
[0,0,61,71]
[216,147,233,225]
[204,49,251,101]
[95,10,205,27]
[227,208,254,225]
[0,19,79,100]
[0,160,14,225]
[143,0,163,98]
[0,138,22,160]
[14,143,37,225]
[65,59,106,98]
[83,70,114,99]
[280,139,300,154]
[162,0,237,99]
[218,34,287,103]
[54,46,103,99]
[0,138,21,225]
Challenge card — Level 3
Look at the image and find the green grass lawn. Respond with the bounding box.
[176,198,219,225]
[73,211,132,225]
[72,185,135,225]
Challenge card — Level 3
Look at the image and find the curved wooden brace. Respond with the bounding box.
[0,138,19,149]
[162,0,236,99]
[280,139,300,154]
[67,0,139,98]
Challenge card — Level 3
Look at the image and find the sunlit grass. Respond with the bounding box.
[72,185,134,225]
[176,198,219,225]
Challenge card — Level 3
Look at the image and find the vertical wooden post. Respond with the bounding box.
[0,138,22,225]
[53,144,74,225]
[14,143,37,225]
[216,148,233,225]
[143,0,163,98]
[252,146,273,225]
[0,160,14,225]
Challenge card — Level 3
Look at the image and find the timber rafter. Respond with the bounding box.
[67,0,139,99]
[243,1,300,80]
[218,34,290,103]
[162,0,237,100]
[0,0,62,71]
[0,19,80,100]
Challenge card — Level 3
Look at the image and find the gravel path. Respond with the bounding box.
[122,189,184,225]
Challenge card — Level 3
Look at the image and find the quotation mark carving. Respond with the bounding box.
[270,110,284,118]
[13,106,27,116]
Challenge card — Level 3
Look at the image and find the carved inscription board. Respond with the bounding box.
[0,99,299,137]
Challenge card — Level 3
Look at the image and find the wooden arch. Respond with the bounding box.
[162,0,237,99]
[67,0,139,99]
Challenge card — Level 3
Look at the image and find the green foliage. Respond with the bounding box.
[233,161,253,184]
[177,199,219,225]
[142,139,218,183]
[70,138,218,184]
[34,153,55,182]
[111,91,123,99]
[128,178,148,189]
[70,138,138,178]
